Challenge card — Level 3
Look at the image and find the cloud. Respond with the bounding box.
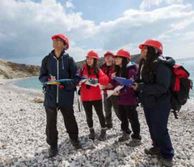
[140,0,183,10]
[93,4,194,53]
[0,0,97,64]
[0,0,193,64]
[65,0,75,9]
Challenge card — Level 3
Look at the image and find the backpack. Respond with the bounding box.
[158,57,193,119]
[170,64,193,118]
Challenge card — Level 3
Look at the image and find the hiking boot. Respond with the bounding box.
[98,128,106,141]
[89,128,95,140]
[71,139,82,149]
[118,132,130,142]
[126,139,142,147]
[126,134,142,147]
[131,133,142,140]
[48,145,58,158]
[144,147,160,156]
[159,157,173,167]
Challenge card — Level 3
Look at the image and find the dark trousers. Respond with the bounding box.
[144,100,174,159]
[104,93,120,126]
[45,107,79,147]
[82,100,106,128]
[118,105,140,137]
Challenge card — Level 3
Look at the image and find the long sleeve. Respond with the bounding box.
[119,67,137,96]
[39,56,49,84]
[98,69,109,86]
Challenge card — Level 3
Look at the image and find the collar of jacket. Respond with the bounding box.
[82,64,96,75]
[50,49,69,70]
[51,49,67,60]
[101,63,114,68]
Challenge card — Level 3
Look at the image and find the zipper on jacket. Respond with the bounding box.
[56,59,59,104]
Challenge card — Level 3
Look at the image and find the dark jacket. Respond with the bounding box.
[100,63,114,81]
[100,63,115,94]
[137,57,174,107]
[39,50,79,108]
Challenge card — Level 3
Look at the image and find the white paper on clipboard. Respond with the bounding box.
[106,85,124,98]
[79,78,99,87]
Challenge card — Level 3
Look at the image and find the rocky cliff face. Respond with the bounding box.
[0,59,40,79]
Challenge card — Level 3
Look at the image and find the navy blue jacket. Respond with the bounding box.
[39,50,79,109]
[137,57,174,108]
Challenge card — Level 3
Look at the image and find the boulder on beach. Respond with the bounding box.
[32,97,44,103]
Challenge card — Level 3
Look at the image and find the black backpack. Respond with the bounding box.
[170,64,193,118]
[158,57,193,118]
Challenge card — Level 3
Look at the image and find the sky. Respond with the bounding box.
[0,0,194,65]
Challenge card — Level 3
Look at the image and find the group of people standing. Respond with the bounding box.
[39,34,174,166]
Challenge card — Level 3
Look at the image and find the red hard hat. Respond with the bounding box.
[139,39,163,54]
[86,50,99,60]
[115,49,131,60]
[51,34,69,49]
[104,51,114,57]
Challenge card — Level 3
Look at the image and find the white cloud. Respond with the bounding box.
[0,0,96,64]
[140,0,183,10]
[0,0,193,64]
[140,0,162,9]
[65,0,75,9]
[93,4,194,50]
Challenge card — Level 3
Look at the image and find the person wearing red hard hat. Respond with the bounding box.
[111,49,141,146]
[139,39,163,55]
[78,50,109,141]
[115,49,131,60]
[103,51,114,58]
[100,51,120,129]
[132,39,174,166]
[51,34,69,50]
[86,50,99,60]
[39,34,81,157]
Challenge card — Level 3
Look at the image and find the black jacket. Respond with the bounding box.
[39,50,79,108]
[137,57,175,107]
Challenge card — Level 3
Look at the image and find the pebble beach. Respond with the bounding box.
[0,79,194,167]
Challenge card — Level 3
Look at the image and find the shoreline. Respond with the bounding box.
[0,78,43,97]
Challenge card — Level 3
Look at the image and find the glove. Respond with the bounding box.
[88,78,98,85]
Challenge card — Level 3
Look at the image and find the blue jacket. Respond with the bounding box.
[39,50,79,109]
